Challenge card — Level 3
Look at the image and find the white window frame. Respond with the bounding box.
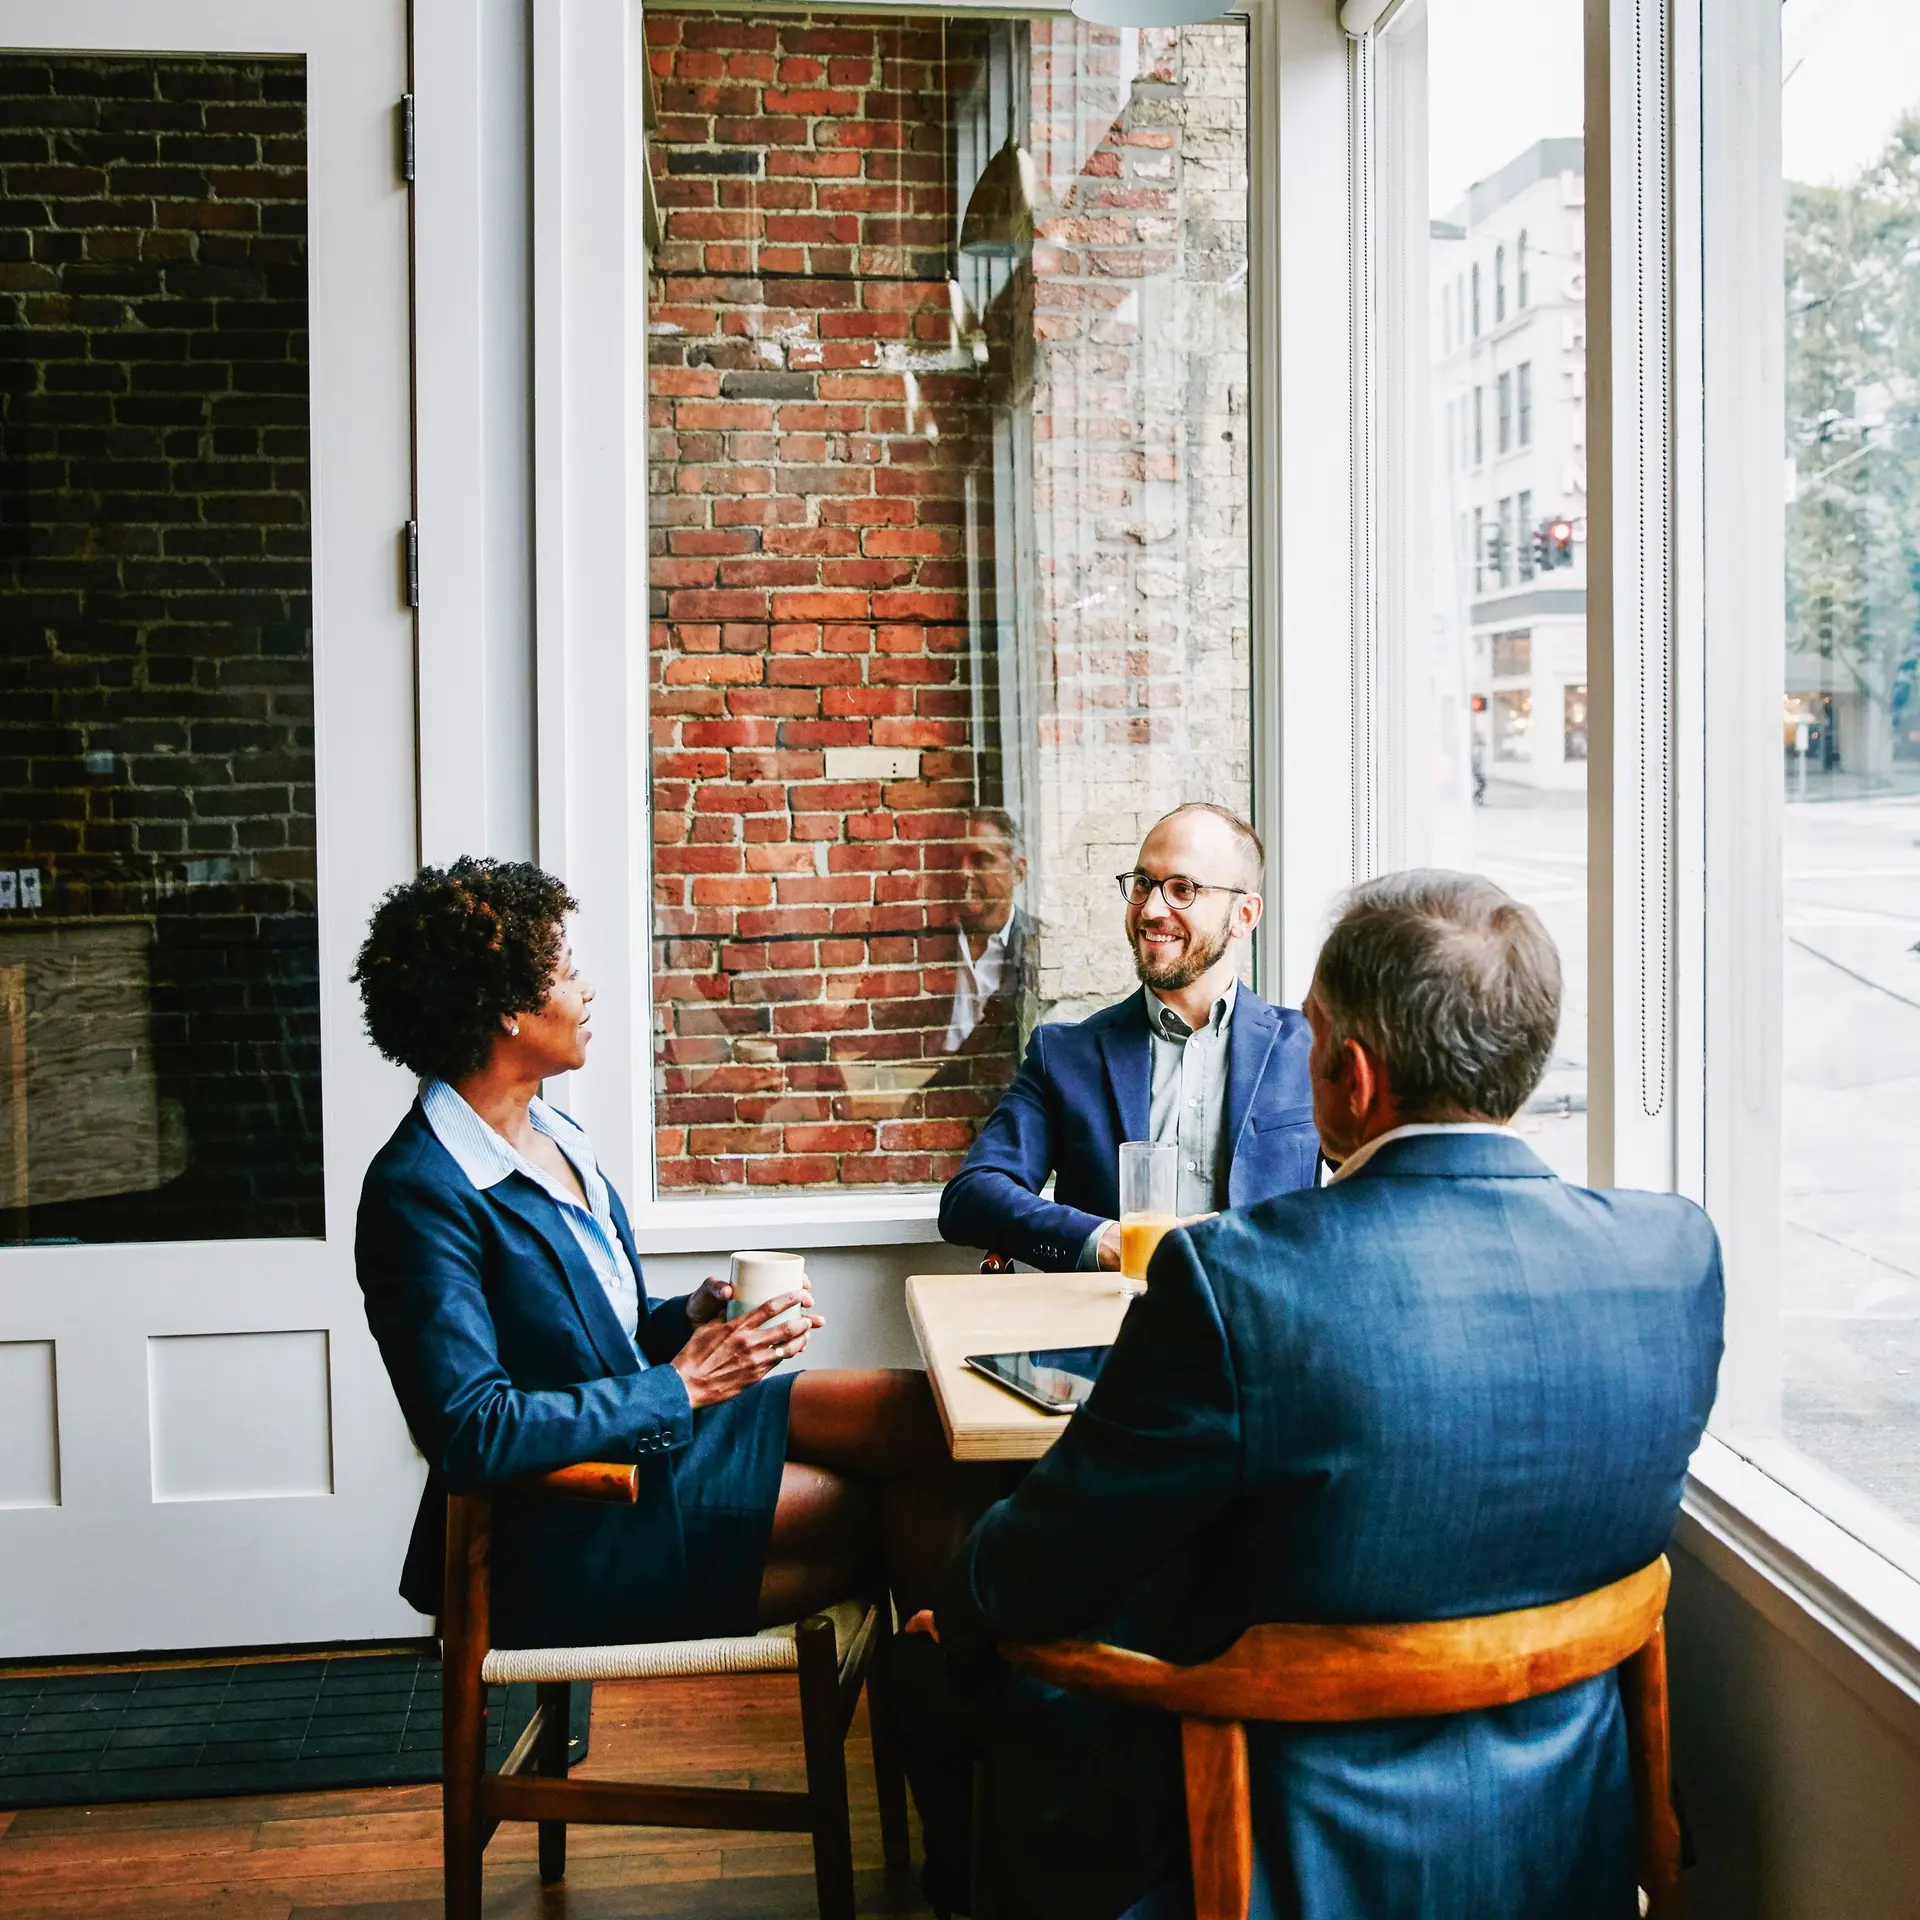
[1686,0,1920,1686]
[415,0,539,865]
[1601,0,1920,1697]
[527,0,1355,1252]
[1347,0,1920,1700]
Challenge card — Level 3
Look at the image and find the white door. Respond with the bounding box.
[0,0,424,1654]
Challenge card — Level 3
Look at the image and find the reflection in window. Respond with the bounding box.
[1491,689,1532,762]
[643,10,1252,1193]
[1391,0,1587,1176]
[1562,683,1587,763]
[1770,0,1920,1539]
[0,56,321,1244]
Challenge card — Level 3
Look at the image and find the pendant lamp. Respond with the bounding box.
[1069,0,1225,24]
[959,133,1046,260]
[958,26,1052,261]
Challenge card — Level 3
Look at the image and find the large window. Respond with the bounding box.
[1752,0,1920,1544]
[0,55,322,1244]
[1381,0,1587,1179]
[644,8,1254,1195]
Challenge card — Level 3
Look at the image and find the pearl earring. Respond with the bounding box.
[508,1022,520,1037]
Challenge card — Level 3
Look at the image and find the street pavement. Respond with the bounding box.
[1458,778,1920,1533]
[1777,786,1920,1529]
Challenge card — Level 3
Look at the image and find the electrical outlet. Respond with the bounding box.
[18,868,40,910]
[0,872,16,910]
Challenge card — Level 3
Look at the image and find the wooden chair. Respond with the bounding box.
[1002,1555,1682,1920]
[441,1460,910,1920]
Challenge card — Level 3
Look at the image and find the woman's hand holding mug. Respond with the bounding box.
[673,1250,821,1408]
[671,1291,818,1408]
[685,1273,734,1325]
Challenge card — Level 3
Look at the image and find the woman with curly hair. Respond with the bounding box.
[352,857,974,1659]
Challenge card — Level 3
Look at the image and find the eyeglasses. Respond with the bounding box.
[1115,870,1248,911]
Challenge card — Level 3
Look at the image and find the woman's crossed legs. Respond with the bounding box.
[756,1368,984,1625]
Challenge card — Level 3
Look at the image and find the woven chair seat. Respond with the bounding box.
[478,1597,867,1686]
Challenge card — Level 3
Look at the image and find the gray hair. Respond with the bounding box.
[1310,870,1561,1122]
[967,805,1025,860]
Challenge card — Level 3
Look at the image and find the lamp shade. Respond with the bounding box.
[959,133,1048,260]
[1070,0,1225,26]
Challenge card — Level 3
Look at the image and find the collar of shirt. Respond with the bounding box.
[1325,1119,1516,1185]
[420,1079,608,1218]
[1147,976,1237,1043]
[955,907,1015,981]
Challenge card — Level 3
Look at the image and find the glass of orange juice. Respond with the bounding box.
[1118,1140,1178,1294]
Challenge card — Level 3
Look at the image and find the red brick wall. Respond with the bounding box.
[645,10,1008,1192]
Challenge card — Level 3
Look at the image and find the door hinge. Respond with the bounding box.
[404,520,420,609]
[399,92,417,184]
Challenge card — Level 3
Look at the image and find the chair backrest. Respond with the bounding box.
[1001,1556,1679,1920]
[1004,1556,1668,1721]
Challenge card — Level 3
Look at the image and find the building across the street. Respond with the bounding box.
[1432,137,1587,794]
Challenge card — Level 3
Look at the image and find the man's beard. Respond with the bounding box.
[1132,914,1233,991]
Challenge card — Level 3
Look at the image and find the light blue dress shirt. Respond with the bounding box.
[421,1080,648,1365]
[1076,980,1239,1269]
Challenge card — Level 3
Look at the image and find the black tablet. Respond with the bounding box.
[962,1344,1112,1416]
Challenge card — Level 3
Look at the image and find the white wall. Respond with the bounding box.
[644,1240,980,1375]
[1669,1523,1920,1918]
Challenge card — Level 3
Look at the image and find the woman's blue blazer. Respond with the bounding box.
[355,1102,699,1648]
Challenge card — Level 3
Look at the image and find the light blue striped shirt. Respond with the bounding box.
[421,1080,647,1365]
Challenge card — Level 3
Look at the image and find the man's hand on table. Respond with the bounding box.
[1094,1213,1220,1272]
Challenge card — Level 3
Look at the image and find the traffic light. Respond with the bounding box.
[1532,516,1577,570]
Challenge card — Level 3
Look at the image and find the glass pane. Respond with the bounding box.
[0,54,321,1243]
[645,9,1253,1194]
[1389,0,1588,1176]
[1773,0,1920,1537]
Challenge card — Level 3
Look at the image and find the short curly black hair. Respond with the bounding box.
[353,857,579,1083]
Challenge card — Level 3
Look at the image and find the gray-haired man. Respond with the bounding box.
[916,869,1725,1920]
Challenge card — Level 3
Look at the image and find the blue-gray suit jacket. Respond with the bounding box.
[938,987,1320,1268]
[937,1131,1725,1920]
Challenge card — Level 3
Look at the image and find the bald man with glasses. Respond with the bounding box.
[939,803,1320,1272]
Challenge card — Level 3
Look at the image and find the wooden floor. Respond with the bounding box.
[0,1672,932,1919]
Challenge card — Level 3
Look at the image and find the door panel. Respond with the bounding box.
[0,0,420,1655]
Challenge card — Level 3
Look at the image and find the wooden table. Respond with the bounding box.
[905,1271,1133,1461]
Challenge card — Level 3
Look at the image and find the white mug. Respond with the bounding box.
[727,1249,810,1335]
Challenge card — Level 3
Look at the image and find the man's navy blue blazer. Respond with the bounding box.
[356,1102,698,1649]
[936,1131,1726,1920]
[938,986,1319,1268]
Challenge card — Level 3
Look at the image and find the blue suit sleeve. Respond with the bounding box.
[936,1226,1241,1663]
[356,1166,694,1492]
[938,1025,1110,1270]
